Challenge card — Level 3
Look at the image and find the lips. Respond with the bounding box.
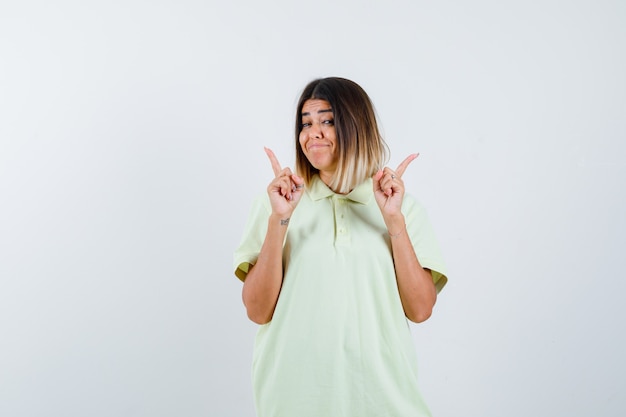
[308,144,330,150]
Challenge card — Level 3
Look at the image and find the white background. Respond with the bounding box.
[1,1,624,416]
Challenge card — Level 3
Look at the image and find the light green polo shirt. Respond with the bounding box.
[234,175,447,417]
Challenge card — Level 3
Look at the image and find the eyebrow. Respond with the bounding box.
[301,109,333,116]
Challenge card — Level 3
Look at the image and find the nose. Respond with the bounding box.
[309,122,322,139]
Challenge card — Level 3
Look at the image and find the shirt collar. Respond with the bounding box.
[307,175,372,205]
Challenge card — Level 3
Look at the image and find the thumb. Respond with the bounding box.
[372,170,383,192]
[291,173,304,187]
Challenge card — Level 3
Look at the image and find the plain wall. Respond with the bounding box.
[1,1,624,416]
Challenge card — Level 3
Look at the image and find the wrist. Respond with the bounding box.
[384,214,405,234]
[269,213,291,226]
[387,224,406,238]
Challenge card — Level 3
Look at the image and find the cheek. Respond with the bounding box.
[325,127,337,145]
[298,133,307,150]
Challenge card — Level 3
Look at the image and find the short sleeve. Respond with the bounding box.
[233,193,272,281]
[402,194,448,293]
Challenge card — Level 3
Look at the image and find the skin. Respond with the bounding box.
[242,99,437,324]
[298,99,338,187]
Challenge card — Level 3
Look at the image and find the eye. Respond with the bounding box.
[300,122,311,129]
[322,119,334,125]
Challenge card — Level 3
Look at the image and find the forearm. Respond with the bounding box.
[242,214,289,324]
[386,215,437,323]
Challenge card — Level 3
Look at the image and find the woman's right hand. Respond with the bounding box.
[264,147,305,218]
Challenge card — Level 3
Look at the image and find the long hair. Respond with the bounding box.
[295,77,389,194]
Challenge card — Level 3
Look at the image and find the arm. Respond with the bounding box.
[242,148,304,324]
[385,214,437,323]
[242,214,290,324]
[373,154,437,323]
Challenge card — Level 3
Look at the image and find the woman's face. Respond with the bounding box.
[299,99,338,177]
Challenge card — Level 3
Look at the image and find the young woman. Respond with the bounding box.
[234,77,447,416]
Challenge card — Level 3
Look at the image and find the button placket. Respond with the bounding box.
[334,196,350,244]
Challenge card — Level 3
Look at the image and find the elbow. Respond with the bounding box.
[242,292,274,324]
[407,309,433,323]
[405,297,436,323]
[246,307,273,325]
[241,270,281,325]
[407,308,433,323]
[405,284,437,323]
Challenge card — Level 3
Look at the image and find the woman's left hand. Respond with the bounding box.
[373,153,419,220]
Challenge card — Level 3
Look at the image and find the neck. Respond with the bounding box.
[319,171,349,195]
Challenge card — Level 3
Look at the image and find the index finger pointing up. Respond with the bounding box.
[395,153,419,178]
[264,147,282,176]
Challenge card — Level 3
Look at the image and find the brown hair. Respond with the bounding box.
[295,77,389,194]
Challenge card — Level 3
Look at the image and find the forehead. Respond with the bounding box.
[301,99,332,115]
